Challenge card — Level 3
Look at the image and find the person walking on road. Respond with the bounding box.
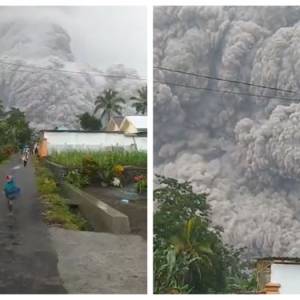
[3,175,20,214]
[22,150,29,167]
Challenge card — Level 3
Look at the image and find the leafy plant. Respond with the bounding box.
[49,150,147,186]
[34,159,90,231]
[131,86,147,115]
[134,175,147,193]
[154,176,256,294]
[42,193,89,230]
[81,155,100,182]
[0,99,33,162]
[77,112,102,130]
[50,150,146,169]
[65,169,89,188]
[37,177,58,194]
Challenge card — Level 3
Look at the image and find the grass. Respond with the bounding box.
[34,158,89,231]
[49,150,147,169]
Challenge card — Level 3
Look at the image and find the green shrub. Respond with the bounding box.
[81,155,99,180]
[34,159,90,231]
[37,177,58,194]
[0,144,16,162]
[49,150,147,186]
[136,178,147,193]
[50,150,147,169]
[40,191,89,231]
[65,169,89,188]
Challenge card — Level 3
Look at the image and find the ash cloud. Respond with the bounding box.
[0,7,145,130]
[154,6,300,257]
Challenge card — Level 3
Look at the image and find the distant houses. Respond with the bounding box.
[106,116,125,132]
[106,115,147,135]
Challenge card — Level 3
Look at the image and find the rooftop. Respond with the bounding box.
[124,115,147,129]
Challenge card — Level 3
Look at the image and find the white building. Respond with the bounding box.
[257,257,300,294]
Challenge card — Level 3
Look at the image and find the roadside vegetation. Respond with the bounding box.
[154,176,256,294]
[0,99,33,163]
[49,150,147,190]
[50,150,147,168]
[34,158,89,231]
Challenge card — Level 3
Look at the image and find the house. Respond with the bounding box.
[256,257,300,294]
[119,116,147,135]
[38,129,147,157]
[106,116,125,131]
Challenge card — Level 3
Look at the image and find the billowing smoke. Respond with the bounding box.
[154,6,300,257]
[0,10,144,130]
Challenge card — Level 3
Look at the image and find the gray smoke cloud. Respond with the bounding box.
[154,6,300,258]
[0,7,146,129]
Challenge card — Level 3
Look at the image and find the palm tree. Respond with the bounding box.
[130,86,147,115]
[94,89,125,125]
[171,217,214,291]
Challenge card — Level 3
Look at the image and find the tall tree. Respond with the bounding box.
[6,107,32,147]
[130,86,147,115]
[77,112,102,131]
[154,176,256,294]
[94,89,125,125]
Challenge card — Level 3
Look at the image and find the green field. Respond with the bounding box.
[49,150,147,169]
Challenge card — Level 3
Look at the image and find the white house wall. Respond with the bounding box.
[44,132,147,153]
[271,263,300,294]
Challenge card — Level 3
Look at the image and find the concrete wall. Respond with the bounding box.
[43,131,147,153]
[45,160,130,234]
[62,182,130,234]
[271,263,300,294]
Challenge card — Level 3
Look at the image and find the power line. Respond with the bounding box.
[0,59,147,81]
[154,65,296,94]
[154,79,300,102]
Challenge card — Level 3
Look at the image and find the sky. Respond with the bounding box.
[0,6,147,76]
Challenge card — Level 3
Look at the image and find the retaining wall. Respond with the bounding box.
[45,160,130,234]
[62,182,130,234]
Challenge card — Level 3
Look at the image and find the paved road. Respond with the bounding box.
[0,155,66,294]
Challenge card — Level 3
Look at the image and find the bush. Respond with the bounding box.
[34,159,90,231]
[0,144,16,162]
[65,169,89,188]
[50,150,147,169]
[134,175,147,193]
[81,155,99,180]
[42,194,89,230]
[37,177,58,194]
[49,150,147,187]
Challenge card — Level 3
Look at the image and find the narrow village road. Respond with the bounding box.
[0,155,66,294]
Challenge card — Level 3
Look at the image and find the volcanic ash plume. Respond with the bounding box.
[0,18,142,130]
[154,6,300,257]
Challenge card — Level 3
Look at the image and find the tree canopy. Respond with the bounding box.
[154,176,256,294]
[0,100,33,161]
[94,89,125,126]
[77,112,102,131]
[131,86,147,115]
